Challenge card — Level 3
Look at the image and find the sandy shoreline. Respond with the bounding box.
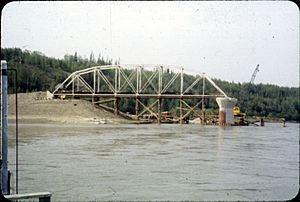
[8,92,132,125]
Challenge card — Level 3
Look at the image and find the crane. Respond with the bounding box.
[248,64,260,94]
[250,64,259,84]
[234,64,260,124]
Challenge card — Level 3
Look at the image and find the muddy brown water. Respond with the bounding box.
[7,123,299,201]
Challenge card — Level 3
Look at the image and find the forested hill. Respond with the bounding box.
[1,47,115,92]
[1,48,299,121]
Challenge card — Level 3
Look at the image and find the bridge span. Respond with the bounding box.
[52,64,233,124]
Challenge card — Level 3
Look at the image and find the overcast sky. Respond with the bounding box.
[1,1,299,87]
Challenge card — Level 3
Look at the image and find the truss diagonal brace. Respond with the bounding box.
[119,69,137,93]
[97,70,115,93]
[180,99,202,120]
[78,75,94,93]
[137,99,159,119]
[204,75,227,97]
[182,75,202,94]
[161,72,180,93]
[140,70,158,93]
[52,73,75,93]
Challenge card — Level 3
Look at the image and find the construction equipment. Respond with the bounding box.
[233,106,246,118]
[250,64,259,84]
[233,64,260,125]
[247,64,260,95]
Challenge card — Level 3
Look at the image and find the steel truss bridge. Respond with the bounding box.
[53,64,228,124]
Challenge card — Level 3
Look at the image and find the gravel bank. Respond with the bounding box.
[8,92,130,124]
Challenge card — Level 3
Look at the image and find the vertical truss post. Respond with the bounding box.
[97,69,100,92]
[118,66,121,93]
[136,66,141,94]
[93,69,96,93]
[180,67,184,124]
[157,97,162,124]
[139,67,142,93]
[180,67,183,95]
[72,75,75,97]
[114,66,118,93]
[202,73,205,125]
[158,66,162,95]
[180,98,183,124]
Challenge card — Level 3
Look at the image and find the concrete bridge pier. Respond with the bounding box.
[216,97,237,126]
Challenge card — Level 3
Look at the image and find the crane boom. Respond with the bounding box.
[250,64,259,84]
[234,64,260,122]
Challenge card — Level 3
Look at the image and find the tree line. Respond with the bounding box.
[1,48,299,121]
[1,48,117,92]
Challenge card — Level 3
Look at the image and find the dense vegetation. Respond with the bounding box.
[1,48,299,121]
[1,48,116,92]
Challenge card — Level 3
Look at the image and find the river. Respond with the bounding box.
[7,123,299,201]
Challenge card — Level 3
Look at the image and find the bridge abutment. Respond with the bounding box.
[216,97,237,126]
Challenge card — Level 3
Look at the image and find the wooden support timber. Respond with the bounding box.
[114,97,120,115]
[52,64,228,124]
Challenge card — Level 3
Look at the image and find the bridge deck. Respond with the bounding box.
[53,93,224,99]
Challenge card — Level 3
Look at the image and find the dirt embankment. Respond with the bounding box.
[8,92,130,124]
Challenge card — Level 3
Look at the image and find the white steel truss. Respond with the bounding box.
[52,64,228,124]
[53,64,227,97]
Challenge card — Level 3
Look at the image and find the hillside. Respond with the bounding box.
[1,47,299,121]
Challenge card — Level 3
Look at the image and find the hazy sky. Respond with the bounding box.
[1,1,299,87]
